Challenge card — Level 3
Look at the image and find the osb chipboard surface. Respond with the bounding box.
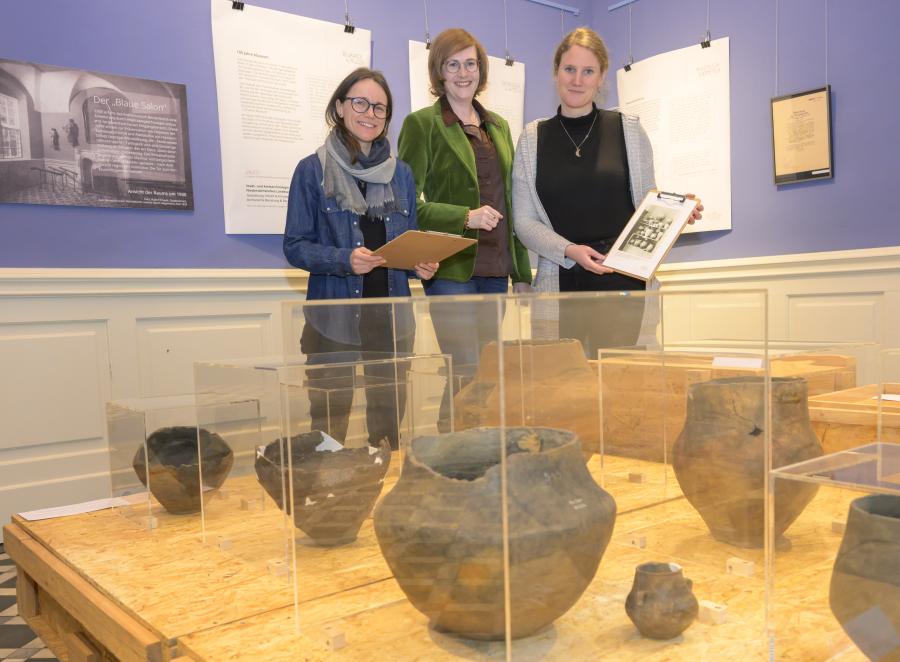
[600,353,857,462]
[809,383,900,453]
[14,470,399,641]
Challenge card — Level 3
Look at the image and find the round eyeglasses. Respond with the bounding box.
[344,96,388,119]
[444,59,479,74]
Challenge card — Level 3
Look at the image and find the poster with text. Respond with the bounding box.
[617,38,731,233]
[408,41,525,143]
[0,58,192,210]
[211,1,371,234]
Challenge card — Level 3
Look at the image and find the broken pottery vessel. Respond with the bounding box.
[132,426,233,514]
[374,427,616,640]
[830,494,900,661]
[673,376,823,547]
[255,431,390,546]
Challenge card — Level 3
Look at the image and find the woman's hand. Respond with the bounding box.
[685,194,703,224]
[350,247,386,275]
[414,262,439,280]
[565,244,614,275]
[466,205,503,231]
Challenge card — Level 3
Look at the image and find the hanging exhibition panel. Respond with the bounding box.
[211,1,371,234]
[0,58,193,210]
[617,38,731,233]
[408,40,525,143]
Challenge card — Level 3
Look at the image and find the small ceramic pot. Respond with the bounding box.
[255,431,390,546]
[132,426,233,514]
[625,562,698,640]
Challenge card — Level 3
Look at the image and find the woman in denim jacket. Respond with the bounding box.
[283,67,437,449]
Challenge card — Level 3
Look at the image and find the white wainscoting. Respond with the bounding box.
[2,246,899,538]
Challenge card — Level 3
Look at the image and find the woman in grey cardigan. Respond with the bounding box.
[512,27,699,351]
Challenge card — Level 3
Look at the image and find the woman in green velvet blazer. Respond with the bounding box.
[397,30,531,288]
[398,27,531,432]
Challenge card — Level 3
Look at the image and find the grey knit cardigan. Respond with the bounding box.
[511,112,656,293]
[511,112,660,344]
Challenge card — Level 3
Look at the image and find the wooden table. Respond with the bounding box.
[3,455,869,661]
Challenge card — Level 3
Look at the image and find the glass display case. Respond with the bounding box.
[106,394,232,532]
[179,290,882,659]
[767,348,900,661]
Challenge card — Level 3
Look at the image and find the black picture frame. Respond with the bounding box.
[771,85,833,186]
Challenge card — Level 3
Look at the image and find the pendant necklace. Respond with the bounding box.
[559,110,598,158]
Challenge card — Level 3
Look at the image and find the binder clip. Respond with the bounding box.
[623,56,633,72]
[505,55,515,67]
[425,33,432,50]
[231,1,244,10]
[657,191,687,203]
[344,14,355,34]
[701,30,711,48]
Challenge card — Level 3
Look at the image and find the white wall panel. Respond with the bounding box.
[136,315,270,397]
[0,321,110,451]
[787,294,883,343]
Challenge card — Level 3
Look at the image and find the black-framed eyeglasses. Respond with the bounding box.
[344,96,388,119]
[444,59,479,74]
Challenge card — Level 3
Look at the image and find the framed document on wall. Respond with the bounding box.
[771,85,833,185]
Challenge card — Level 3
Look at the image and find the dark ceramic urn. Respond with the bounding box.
[625,562,698,640]
[132,426,233,514]
[829,494,900,661]
[672,376,823,547]
[255,431,391,546]
[373,427,617,640]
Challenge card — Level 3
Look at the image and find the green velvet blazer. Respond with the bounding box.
[397,100,532,284]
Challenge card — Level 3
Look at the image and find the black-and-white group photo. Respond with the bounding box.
[0,58,193,210]
[619,205,676,257]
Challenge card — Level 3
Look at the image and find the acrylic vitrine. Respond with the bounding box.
[106,394,235,532]
[767,347,900,661]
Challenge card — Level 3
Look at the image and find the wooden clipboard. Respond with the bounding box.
[373,230,476,270]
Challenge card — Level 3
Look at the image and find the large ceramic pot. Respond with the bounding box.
[373,427,616,640]
[672,376,823,547]
[625,562,698,640]
[132,426,233,515]
[255,431,390,546]
[453,339,601,457]
[829,494,900,661]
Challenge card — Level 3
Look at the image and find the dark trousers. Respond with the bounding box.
[300,315,413,450]
[422,276,509,432]
[559,262,647,359]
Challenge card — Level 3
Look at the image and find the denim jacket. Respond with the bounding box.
[283,152,418,345]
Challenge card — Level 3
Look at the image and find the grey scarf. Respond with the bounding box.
[316,131,399,217]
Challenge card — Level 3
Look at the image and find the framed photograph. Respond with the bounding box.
[771,85,833,185]
[601,191,698,282]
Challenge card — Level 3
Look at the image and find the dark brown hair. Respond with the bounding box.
[325,67,393,162]
[427,28,489,98]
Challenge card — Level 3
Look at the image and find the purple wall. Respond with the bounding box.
[595,0,900,262]
[3,0,897,268]
[0,0,592,268]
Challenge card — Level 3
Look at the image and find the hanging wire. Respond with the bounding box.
[343,0,355,33]
[560,9,565,39]
[503,0,514,65]
[624,4,634,70]
[702,0,711,46]
[824,0,829,84]
[774,0,779,94]
[423,0,431,48]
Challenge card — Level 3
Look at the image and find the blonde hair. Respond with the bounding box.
[553,27,609,74]
[427,28,489,98]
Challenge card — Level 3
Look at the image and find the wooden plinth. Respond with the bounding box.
[808,383,900,453]
[4,454,869,661]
